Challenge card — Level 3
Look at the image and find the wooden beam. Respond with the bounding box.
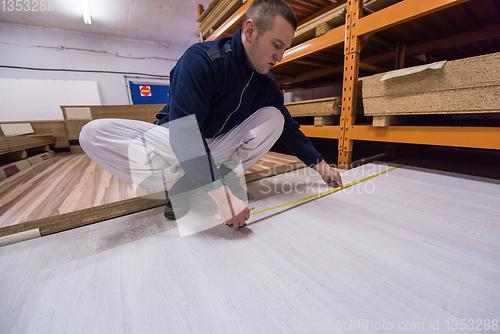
[206,0,253,41]
[277,65,344,86]
[359,62,389,73]
[362,25,500,65]
[301,125,341,139]
[297,1,345,26]
[407,24,500,56]
[357,0,471,36]
[276,25,345,66]
[349,126,500,150]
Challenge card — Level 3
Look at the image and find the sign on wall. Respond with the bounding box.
[130,82,168,105]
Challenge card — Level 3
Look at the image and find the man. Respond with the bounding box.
[80,0,343,230]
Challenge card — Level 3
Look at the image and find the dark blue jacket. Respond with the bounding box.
[154,29,323,192]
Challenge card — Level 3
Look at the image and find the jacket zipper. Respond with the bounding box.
[213,71,254,138]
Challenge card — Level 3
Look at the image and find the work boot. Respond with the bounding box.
[219,164,248,201]
[164,174,197,220]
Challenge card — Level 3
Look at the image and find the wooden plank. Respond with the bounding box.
[0,135,55,156]
[285,97,341,117]
[293,0,400,47]
[314,115,337,126]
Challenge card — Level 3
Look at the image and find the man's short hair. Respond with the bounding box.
[243,0,297,36]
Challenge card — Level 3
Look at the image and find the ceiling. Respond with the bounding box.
[0,0,212,49]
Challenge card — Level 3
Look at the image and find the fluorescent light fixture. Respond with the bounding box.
[81,0,91,24]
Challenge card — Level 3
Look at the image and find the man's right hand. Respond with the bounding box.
[208,185,250,229]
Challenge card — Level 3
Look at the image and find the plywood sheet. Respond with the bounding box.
[0,163,498,332]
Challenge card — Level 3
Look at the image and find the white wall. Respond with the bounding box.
[0,22,187,121]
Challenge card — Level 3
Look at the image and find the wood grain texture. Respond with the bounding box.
[0,152,303,237]
[0,121,68,148]
[362,52,500,116]
[0,134,55,156]
[0,163,498,333]
[285,97,341,117]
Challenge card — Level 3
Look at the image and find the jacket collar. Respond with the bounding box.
[231,28,266,78]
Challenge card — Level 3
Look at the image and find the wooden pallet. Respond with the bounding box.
[0,151,304,238]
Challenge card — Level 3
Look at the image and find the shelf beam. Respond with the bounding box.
[357,0,471,37]
[277,26,345,66]
[300,126,341,139]
[301,125,500,150]
[349,126,500,150]
[277,0,473,69]
[362,24,500,65]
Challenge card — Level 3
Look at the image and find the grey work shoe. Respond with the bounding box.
[164,198,190,220]
[164,173,197,220]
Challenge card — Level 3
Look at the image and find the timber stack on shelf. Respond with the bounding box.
[197,0,500,169]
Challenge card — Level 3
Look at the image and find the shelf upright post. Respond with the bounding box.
[338,0,363,169]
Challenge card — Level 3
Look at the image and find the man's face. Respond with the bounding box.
[244,15,295,74]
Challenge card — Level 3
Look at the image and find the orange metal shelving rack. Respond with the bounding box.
[200,0,500,169]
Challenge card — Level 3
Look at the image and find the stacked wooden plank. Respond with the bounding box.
[285,97,341,126]
[361,52,500,126]
[292,0,400,47]
[198,0,245,40]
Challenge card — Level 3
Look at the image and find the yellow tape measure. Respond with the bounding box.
[223,164,403,227]
[250,164,404,216]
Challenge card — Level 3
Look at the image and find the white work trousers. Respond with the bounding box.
[79,106,285,192]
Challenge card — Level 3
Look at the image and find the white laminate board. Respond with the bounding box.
[0,163,499,334]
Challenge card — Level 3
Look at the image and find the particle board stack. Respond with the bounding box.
[198,0,245,40]
[285,97,341,126]
[361,52,500,126]
[293,0,401,46]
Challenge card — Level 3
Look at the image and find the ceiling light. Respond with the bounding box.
[81,0,91,24]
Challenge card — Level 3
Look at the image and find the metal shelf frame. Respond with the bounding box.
[201,0,500,169]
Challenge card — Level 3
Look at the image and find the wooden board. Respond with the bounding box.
[362,52,500,116]
[61,104,166,142]
[293,0,401,46]
[0,121,68,148]
[0,134,55,157]
[285,97,341,117]
[0,152,303,237]
[199,0,242,39]
[1,163,498,332]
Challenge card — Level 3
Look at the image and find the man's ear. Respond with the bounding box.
[243,19,258,43]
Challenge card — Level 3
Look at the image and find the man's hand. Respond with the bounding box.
[312,160,344,188]
[208,185,250,229]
